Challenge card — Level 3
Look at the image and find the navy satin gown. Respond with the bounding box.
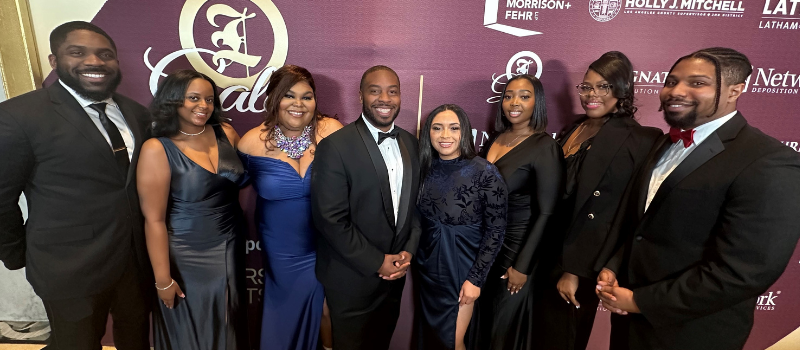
[239,154,324,350]
[153,124,249,350]
[415,157,507,349]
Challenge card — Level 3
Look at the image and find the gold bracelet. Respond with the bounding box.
[155,279,175,291]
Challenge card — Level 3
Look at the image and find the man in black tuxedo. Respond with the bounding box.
[311,65,420,350]
[0,21,151,349]
[596,47,800,350]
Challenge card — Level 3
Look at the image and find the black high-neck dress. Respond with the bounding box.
[415,156,507,349]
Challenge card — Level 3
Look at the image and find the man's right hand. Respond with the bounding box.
[378,254,405,280]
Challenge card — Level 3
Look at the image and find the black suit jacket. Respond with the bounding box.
[606,113,800,350]
[557,116,661,278]
[311,117,421,296]
[0,82,152,301]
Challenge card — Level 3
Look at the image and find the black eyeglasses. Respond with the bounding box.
[576,83,613,97]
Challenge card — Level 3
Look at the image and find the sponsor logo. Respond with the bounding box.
[743,67,800,94]
[756,290,780,311]
[245,268,264,303]
[144,0,289,113]
[487,51,544,104]
[759,0,800,30]
[633,70,669,95]
[781,141,800,152]
[589,0,623,21]
[599,0,746,20]
[483,0,573,36]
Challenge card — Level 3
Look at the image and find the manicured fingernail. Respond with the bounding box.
[567,301,570,304]
[596,285,602,290]
[576,305,580,309]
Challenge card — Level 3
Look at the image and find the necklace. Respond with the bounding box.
[506,131,532,147]
[565,124,588,155]
[274,125,312,159]
[179,125,206,137]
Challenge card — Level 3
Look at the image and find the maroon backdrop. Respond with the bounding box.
[66,0,800,348]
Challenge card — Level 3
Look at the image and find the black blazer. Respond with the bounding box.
[0,82,152,301]
[311,117,421,296]
[557,116,661,278]
[606,113,800,350]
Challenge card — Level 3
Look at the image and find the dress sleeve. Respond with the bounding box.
[513,139,565,275]
[466,163,508,288]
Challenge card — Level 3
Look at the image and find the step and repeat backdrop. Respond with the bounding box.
[29,0,800,348]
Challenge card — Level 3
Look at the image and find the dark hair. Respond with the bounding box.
[665,47,752,116]
[360,65,400,91]
[588,51,637,119]
[495,74,548,133]
[50,21,117,54]
[419,104,477,180]
[149,70,225,138]
[261,65,328,150]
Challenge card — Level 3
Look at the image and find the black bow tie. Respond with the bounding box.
[378,129,399,145]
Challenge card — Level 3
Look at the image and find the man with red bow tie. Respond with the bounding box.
[595,47,800,350]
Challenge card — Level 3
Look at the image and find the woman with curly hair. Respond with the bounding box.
[237,64,342,350]
[137,69,248,349]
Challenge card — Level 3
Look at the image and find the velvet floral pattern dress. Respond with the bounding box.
[415,156,508,349]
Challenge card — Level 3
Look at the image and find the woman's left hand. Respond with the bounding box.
[459,280,481,307]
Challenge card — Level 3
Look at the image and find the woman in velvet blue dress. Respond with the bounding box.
[415,104,507,350]
[237,65,342,350]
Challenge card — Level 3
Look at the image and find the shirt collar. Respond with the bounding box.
[59,80,116,109]
[361,114,395,143]
[686,110,737,147]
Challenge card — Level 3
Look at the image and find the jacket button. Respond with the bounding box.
[635,235,643,241]
[593,191,600,197]
[587,213,595,219]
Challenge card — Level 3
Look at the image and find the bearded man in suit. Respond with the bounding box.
[311,65,421,350]
[0,21,151,349]
[596,47,800,350]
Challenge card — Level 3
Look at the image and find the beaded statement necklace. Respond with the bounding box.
[274,125,312,159]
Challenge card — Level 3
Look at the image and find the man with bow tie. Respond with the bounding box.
[595,47,800,350]
[311,65,421,349]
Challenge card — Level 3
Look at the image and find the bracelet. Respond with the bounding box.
[155,279,175,291]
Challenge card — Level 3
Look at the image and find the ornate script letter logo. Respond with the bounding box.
[487,51,544,103]
[179,0,288,88]
[589,0,622,22]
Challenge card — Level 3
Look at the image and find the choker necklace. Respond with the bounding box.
[180,125,206,136]
[274,125,312,159]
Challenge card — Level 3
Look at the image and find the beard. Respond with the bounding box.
[362,102,399,129]
[661,100,699,130]
[56,62,122,101]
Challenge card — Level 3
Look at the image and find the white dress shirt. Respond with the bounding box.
[645,111,737,211]
[362,115,404,223]
[60,80,135,161]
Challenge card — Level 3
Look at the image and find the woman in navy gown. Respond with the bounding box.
[415,104,507,350]
[138,70,248,349]
[238,65,342,350]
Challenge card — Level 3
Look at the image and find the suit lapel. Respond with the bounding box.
[395,134,413,235]
[643,114,746,217]
[355,118,396,228]
[48,83,120,173]
[115,95,144,186]
[636,135,671,219]
[572,118,631,222]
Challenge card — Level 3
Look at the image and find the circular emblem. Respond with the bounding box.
[179,0,288,88]
[589,0,622,22]
[506,51,543,79]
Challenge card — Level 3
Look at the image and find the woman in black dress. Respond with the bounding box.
[540,51,661,350]
[137,70,248,349]
[415,104,507,350]
[480,74,565,349]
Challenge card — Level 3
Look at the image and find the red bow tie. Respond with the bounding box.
[669,127,695,148]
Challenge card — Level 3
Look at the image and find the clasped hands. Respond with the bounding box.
[595,268,640,315]
[378,251,412,280]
